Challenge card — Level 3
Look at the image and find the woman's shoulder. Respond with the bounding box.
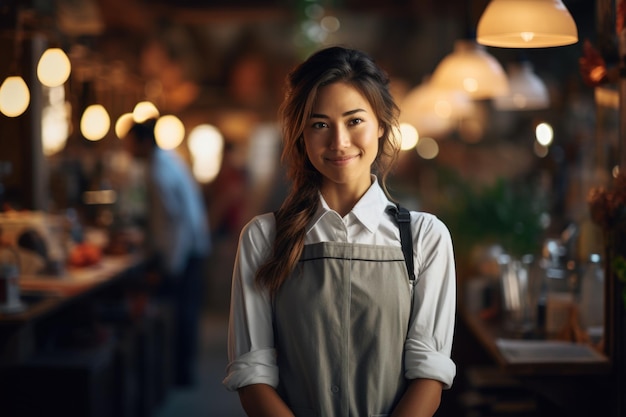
[408,210,451,239]
[239,212,276,242]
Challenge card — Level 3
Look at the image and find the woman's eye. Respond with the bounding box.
[312,121,327,129]
[349,118,363,126]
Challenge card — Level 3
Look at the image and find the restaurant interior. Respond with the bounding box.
[1,0,625,416]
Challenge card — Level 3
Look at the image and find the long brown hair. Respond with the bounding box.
[255,46,400,295]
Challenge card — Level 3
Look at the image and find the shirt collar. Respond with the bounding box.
[306,175,396,234]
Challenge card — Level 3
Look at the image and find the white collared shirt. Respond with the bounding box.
[223,177,457,390]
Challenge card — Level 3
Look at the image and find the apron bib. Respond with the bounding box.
[274,241,413,417]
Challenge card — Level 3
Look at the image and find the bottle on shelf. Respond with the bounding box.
[578,253,604,343]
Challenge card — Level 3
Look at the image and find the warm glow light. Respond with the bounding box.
[612,166,620,179]
[115,113,135,139]
[416,137,439,160]
[133,101,159,123]
[398,123,419,150]
[399,78,473,138]
[535,122,553,146]
[430,40,509,99]
[42,85,70,156]
[434,100,452,118]
[462,78,479,93]
[81,104,110,141]
[494,62,549,111]
[187,124,224,183]
[0,76,30,117]
[155,115,185,150]
[477,0,578,48]
[37,48,71,87]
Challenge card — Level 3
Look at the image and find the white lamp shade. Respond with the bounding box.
[430,40,509,100]
[0,76,30,117]
[37,48,72,87]
[494,62,550,110]
[400,79,473,137]
[477,0,578,48]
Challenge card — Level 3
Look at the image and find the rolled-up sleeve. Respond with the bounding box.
[404,213,457,389]
[222,214,278,391]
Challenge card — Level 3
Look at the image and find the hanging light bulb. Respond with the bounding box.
[430,40,509,100]
[37,48,72,87]
[494,61,550,110]
[187,124,224,183]
[80,104,110,141]
[0,76,30,117]
[397,123,419,150]
[155,115,185,150]
[115,113,135,139]
[133,101,159,123]
[477,0,578,48]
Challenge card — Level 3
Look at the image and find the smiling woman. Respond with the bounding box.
[223,46,457,417]
[304,82,382,213]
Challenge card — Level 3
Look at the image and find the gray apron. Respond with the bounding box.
[274,241,413,417]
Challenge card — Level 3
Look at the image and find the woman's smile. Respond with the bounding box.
[303,81,382,199]
[325,153,360,164]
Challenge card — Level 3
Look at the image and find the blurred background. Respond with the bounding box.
[0,0,623,416]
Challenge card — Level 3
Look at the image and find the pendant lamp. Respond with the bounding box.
[0,76,30,117]
[494,61,549,110]
[430,40,509,100]
[80,104,110,141]
[400,77,473,137]
[37,48,72,87]
[477,0,578,48]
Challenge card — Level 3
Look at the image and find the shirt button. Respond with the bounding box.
[331,385,340,393]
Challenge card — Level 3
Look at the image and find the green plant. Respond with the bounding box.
[439,174,547,259]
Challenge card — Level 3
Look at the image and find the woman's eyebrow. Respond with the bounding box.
[309,108,366,119]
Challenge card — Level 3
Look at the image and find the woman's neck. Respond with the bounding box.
[320,179,372,217]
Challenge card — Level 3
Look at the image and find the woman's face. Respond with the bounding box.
[303,81,382,196]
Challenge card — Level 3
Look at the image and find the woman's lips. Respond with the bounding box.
[326,155,357,165]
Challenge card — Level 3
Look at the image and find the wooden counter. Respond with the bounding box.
[460,307,611,376]
[0,253,147,365]
[459,306,616,416]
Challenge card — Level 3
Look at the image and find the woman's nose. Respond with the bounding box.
[329,125,350,149]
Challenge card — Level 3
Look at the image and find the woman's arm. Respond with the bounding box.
[391,379,443,417]
[239,384,295,417]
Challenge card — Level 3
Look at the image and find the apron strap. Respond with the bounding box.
[387,204,416,283]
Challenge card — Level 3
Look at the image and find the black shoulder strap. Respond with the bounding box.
[387,204,415,283]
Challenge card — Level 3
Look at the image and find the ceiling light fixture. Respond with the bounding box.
[400,77,473,137]
[494,61,550,110]
[430,40,509,100]
[37,48,72,87]
[477,0,578,48]
[0,76,30,117]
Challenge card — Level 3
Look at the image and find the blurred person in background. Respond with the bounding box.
[223,46,456,417]
[123,118,211,387]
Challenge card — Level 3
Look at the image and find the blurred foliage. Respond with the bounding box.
[437,171,548,259]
